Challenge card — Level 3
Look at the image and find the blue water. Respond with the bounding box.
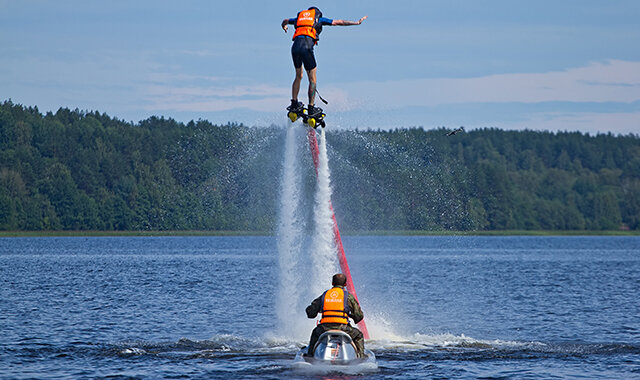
[1,236,639,379]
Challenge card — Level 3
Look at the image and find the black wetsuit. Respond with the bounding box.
[291,36,317,71]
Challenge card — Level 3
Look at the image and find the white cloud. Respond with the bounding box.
[140,60,640,133]
[143,83,288,112]
[343,60,640,109]
[146,73,226,84]
[144,60,640,117]
[146,98,284,113]
[491,111,640,135]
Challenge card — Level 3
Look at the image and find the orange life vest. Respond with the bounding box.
[292,9,320,41]
[320,287,349,324]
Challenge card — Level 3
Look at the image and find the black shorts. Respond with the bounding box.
[291,36,317,71]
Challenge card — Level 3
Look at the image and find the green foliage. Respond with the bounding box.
[328,127,639,232]
[0,101,638,231]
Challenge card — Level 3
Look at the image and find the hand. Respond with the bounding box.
[283,24,288,32]
[358,16,368,24]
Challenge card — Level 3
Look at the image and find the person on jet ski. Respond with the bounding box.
[281,7,367,119]
[305,273,365,358]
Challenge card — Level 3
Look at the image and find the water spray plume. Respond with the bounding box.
[275,123,308,338]
[310,128,339,296]
[307,127,370,339]
[276,120,370,340]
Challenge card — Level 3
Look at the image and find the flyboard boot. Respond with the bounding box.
[287,99,305,122]
[306,104,326,129]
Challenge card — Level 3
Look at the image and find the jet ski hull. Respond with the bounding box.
[292,330,376,370]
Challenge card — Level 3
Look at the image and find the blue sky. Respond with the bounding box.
[1,0,639,133]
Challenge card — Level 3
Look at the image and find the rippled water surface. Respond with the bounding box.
[1,236,639,379]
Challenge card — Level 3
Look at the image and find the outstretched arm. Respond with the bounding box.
[331,16,367,26]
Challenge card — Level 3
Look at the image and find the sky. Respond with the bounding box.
[1,0,639,134]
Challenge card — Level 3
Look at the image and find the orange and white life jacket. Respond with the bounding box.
[292,9,320,41]
[320,287,349,324]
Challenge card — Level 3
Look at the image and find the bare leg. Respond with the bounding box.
[292,66,304,101]
[307,68,317,106]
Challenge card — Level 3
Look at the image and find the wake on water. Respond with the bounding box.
[112,332,635,360]
[100,331,639,377]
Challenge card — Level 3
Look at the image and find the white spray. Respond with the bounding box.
[275,122,306,337]
[275,124,339,340]
[309,128,339,296]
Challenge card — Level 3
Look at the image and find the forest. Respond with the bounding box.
[1,100,639,232]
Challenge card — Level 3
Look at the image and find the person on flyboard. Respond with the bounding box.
[304,273,366,358]
[282,7,367,123]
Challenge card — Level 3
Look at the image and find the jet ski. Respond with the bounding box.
[292,330,376,371]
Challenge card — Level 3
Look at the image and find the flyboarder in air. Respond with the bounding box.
[282,7,367,127]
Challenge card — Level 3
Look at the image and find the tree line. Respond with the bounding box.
[1,100,638,232]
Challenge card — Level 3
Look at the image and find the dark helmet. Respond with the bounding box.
[308,6,322,18]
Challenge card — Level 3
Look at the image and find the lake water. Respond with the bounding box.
[1,235,639,379]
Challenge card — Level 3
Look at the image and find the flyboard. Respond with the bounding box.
[287,104,326,129]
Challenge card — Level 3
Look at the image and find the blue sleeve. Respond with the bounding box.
[287,18,296,25]
[319,17,333,25]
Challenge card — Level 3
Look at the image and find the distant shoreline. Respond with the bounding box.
[1,230,638,237]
